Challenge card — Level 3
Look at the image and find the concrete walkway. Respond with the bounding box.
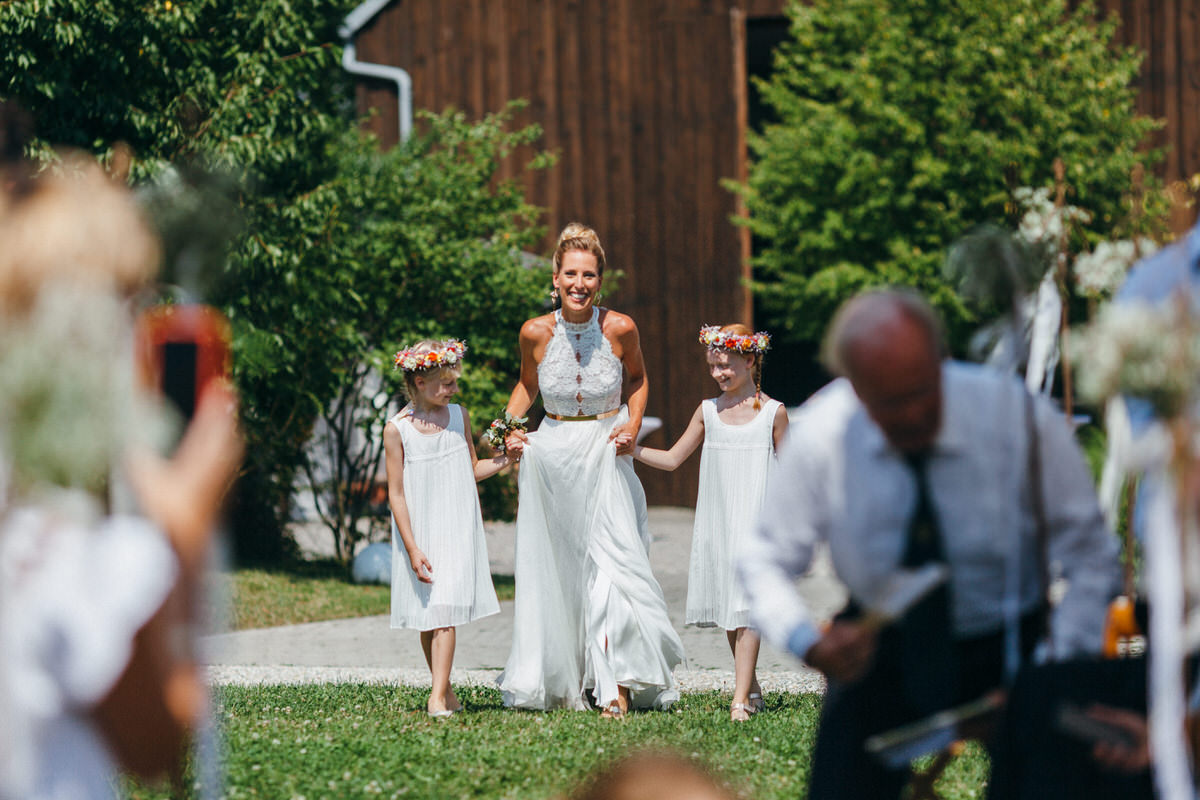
[203,507,844,689]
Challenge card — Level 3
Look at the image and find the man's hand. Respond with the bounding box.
[805,620,878,684]
[1087,705,1151,773]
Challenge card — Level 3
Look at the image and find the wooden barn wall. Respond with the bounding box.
[1071,0,1200,227]
[351,0,1197,505]
[354,0,787,506]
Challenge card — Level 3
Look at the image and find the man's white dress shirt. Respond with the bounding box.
[740,360,1120,664]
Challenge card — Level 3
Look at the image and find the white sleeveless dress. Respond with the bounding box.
[687,397,782,631]
[388,404,500,631]
[498,309,684,710]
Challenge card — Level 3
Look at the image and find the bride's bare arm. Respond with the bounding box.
[503,316,551,455]
[605,312,647,455]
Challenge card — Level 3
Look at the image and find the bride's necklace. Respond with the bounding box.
[561,309,596,414]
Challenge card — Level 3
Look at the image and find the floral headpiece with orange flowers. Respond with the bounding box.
[393,339,467,373]
[698,325,771,355]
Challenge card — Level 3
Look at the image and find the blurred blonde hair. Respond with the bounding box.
[553,222,606,276]
[0,154,159,314]
[0,154,165,496]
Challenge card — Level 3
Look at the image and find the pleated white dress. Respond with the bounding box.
[687,397,782,631]
[498,309,685,711]
[389,405,500,631]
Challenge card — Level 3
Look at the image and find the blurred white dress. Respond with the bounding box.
[388,405,500,631]
[498,309,684,710]
[687,397,781,630]
[0,496,176,800]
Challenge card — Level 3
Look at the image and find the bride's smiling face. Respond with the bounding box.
[553,250,602,317]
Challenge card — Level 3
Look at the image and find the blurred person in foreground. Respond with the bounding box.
[567,751,738,800]
[990,212,1200,799]
[0,125,242,798]
[739,288,1120,799]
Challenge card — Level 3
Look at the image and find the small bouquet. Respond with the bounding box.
[484,412,529,454]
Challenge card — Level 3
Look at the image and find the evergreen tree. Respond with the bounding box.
[733,0,1161,352]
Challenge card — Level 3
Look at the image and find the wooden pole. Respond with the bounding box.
[1054,157,1074,419]
[730,6,753,328]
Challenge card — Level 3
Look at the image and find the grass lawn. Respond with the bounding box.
[125,685,991,800]
[215,562,515,631]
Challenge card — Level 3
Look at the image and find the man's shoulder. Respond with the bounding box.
[942,360,1029,417]
[786,378,862,447]
[1118,234,1194,304]
[944,359,1017,393]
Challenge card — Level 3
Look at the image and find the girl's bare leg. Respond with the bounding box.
[424,627,458,712]
[727,627,763,720]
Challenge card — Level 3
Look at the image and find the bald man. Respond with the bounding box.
[740,289,1120,800]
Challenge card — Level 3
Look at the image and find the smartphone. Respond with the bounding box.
[1056,703,1139,749]
[135,304,232,422]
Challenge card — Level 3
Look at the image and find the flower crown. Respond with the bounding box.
[698,325,771,355]
[393,339,467,373]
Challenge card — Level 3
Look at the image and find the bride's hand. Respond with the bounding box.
[505,429,528,459]
[608,420,639,456]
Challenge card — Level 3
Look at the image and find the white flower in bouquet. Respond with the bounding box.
[1013,186,1091,255]
[1074,237,1158,300]
[1072,301,1200,419]
[0,286,169,498]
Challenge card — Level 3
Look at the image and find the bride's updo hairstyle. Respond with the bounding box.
[553,222,606,277]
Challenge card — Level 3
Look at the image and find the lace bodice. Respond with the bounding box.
[538,309,623,416]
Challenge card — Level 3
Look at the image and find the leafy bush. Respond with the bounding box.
[223,109,550,562]
[732,0,1162,353]
[2,0,551,563]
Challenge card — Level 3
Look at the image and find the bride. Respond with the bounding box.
[497,222,684,716]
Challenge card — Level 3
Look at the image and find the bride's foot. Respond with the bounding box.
[600,701,627,720]
[599,686,630,719]
[730,702,753,722]
[748,690,765,714]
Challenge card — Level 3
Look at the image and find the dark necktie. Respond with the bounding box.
[899,452,958,714]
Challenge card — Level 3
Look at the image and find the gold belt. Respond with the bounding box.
[544,408,620,422]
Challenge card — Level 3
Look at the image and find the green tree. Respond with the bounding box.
[2,1,551,563]
[226,109,548,563]
[733,0,1161,353]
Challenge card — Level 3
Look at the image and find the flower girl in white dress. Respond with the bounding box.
[634,324,788,721]
[384,340,507,717]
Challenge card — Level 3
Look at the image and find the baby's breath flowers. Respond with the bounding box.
[1073,238,1158,300]
[1071,299,1200,419]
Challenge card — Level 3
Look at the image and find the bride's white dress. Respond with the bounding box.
[498,308,684,710]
